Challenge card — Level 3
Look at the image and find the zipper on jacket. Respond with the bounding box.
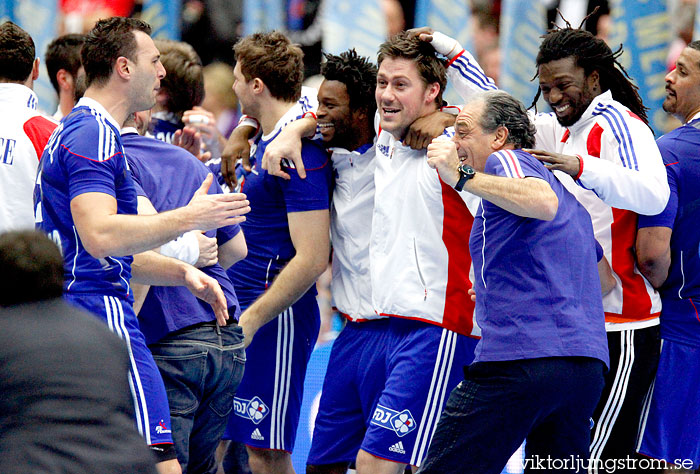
[413,238,427,301]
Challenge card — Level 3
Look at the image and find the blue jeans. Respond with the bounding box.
[149,322,246,474]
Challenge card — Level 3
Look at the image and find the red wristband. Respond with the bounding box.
[574,155,584,180]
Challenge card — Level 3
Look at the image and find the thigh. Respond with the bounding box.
[362,321,477,468]
[66,294,174,447]
[419,361,538,474]
[308,320,390,466]
[637,339,700,467]
[225,296,320,452]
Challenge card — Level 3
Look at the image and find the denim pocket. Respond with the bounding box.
[210,347,246,417]
[151,344,208,415]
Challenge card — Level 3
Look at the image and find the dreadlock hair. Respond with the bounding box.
[531,27,649,125]
[321,49,377,136]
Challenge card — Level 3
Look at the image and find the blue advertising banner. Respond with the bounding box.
[609,0,670,134]
[414,0,472,106]
[243,0,285,36]
[141,0,182,40]
[15,0,57,114]
[0,0,15,22]
[321,0,386,60]
[499,0,546,108]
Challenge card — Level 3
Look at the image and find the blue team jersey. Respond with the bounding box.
[638,119,700,346]
[149,115,181,144]
[34,98,136,298]
[123,131,242,344]
[227,131,332,308]
[469,149,609,366]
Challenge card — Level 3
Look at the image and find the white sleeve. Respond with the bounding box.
[159,231,200,266]
[577,118,669,215]
[446,49,498,102]
[532,112,561,153]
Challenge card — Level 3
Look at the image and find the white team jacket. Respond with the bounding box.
[330,145,381,321]
[370,128,480,337]
[0,84,57,233]
[447,49,666,329]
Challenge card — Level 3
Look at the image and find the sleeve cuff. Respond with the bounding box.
[574,155,584,180]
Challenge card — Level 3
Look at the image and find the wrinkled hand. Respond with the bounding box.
[261,129,305,180]
[404,111,455,150]
[182,106,226,157]
[524,149,581,177]
[186,174,250,231]
[193,231,218,267]
[426,139,461,187]
[407,26,435,42]
[221,125,255,189]
[173,126,212,162]
[184,266,229,325]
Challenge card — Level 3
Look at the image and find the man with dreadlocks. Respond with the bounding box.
[416,23,669,472]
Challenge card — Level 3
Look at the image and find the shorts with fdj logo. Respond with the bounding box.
[64,293,174,447]
[361,318,478,467]
[307,318,392,465]
[223,294,320,452]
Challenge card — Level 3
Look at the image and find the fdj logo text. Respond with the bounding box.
[370,404,417,437]
[233,396,269,425]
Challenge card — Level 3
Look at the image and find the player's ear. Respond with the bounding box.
[116,56,130,80]
[425,82,440,105]
[491,126,509,150]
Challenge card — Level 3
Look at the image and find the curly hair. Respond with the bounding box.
[234,31,303,103]
[321,49,377,130]
[532,27,648,125]
[377,32,447,107]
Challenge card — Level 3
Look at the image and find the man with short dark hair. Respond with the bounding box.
[635,40,700,470]
[33,17,250,474]
[0,230,157,474]
[417,90,609,474]
[220,31,332,474]
[45,33,86,120]
[0,21,57,233]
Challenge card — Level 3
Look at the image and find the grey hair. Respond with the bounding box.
[471,91,537,149]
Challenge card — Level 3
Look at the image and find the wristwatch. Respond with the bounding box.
[454,163,476,191]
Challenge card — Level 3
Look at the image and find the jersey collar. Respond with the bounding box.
[75,97,121,131]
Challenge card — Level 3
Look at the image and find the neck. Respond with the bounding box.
[83,84,130,126]
[258,98,298,136]
[59,92,74,117]
[683,106,700,124]
[346,126,374,151]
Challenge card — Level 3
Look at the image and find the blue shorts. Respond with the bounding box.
[307,318,392,465]
[637,338,700,467]
[361,318,478,467]
[64,293,174,447]
[224,294,320,452]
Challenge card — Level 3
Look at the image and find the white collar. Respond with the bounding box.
[75,97,121,130]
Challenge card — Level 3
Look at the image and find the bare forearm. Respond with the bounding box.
[464,174,558,220]
[240,256,326,332]
[131,251,191,285]
[637,251,671,288]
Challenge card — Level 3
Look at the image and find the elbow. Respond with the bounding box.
[538,194,559,221]
[81,234,112,259]
[636,256,664,288]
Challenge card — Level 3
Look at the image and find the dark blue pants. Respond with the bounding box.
[149,322,246,474]
[417,357,605,474]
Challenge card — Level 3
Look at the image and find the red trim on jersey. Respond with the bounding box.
[23,115,57,161]
[627,110,643,122]
[335,308,374,323]
[604,312,659,324]
[560,129,570,143]
[690,298,700,324]
[446,50,465,67]
[60,144,122,162]
[587,123,604,158]
[665,162,679,166]
[609,208,654,322]
[378,312,479,339]
[302,111,317,120]
[505,150,524,178]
